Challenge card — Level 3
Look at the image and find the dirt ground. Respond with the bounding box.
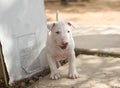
[29,55,120,88]
[45,0,120,25]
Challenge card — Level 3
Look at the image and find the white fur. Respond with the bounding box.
[47,21,80,79]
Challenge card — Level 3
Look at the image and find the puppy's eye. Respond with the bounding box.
[68,31,70,33]
[56,31,60,34]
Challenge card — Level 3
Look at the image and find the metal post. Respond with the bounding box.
[56,10,59,22]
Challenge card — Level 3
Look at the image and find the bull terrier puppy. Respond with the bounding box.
[47,21,80,80]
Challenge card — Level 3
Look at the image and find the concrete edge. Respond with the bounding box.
[75,48,120,58]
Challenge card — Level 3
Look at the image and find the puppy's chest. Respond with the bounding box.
[54,49,69,61]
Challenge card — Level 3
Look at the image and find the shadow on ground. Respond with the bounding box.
[29,55,120,88]
[73,55,120,88]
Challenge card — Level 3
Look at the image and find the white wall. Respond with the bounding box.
[0,0,48,84]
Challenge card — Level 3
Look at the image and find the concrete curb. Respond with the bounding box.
[75,48,120,58]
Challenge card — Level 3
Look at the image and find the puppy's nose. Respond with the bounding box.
[62,42,68,46]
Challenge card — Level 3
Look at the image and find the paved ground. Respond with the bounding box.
[28,55,120,88]
[73,25,120,54]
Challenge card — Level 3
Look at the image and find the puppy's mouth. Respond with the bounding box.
[60,45,67,49]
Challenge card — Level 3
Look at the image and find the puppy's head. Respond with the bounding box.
[47,21,75,49]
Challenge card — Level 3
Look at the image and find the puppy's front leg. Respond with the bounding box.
[68,51,80,79]
[47,54,61,80]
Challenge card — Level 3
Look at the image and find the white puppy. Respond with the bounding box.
[47,21,80,80]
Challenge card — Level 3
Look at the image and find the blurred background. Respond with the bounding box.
[45,0,120,25]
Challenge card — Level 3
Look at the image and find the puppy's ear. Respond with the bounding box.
[47,22,56,31]
[67,22,72,26]
[67,21,76,29]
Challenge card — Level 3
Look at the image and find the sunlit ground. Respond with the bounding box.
[45,0,120,25]
[29,55,120,88]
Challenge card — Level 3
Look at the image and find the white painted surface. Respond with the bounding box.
[0,0,48,84]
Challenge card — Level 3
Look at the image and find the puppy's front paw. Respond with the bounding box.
[50,72,61,80]
[68,71,80,79]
